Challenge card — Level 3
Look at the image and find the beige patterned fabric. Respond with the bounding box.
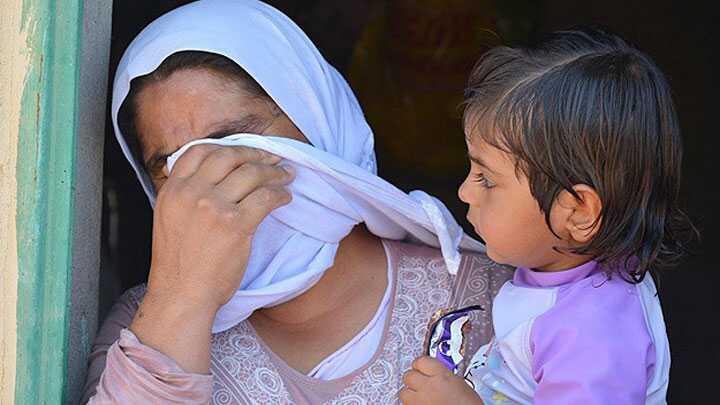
[210,323,294,404]
[205,241,511,404]
[82,240,512,404]
[450,252,512,374]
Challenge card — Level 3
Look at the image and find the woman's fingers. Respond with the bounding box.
[196,146,281,184]
[171,144,281,182]
[215,163,294,202]
[234,186,292,234]
[169,143,221,178]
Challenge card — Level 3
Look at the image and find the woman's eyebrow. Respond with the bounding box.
[204,115,267,139]
[143,115,268,170]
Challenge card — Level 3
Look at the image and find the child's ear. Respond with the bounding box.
[554,185,603,244]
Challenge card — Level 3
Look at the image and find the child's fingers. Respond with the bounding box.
[402,369,429,390]
[412,356,451,376]
[398,387,420,404]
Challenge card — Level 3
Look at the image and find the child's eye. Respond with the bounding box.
[473,173,495,189]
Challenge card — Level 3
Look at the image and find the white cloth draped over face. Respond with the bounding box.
[111,0,485,333]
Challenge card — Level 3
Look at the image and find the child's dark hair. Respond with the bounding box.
[463,28,695,282]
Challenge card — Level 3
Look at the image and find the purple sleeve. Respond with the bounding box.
[530,280,655,405]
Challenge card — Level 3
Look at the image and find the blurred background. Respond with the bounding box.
[102,1,717,402]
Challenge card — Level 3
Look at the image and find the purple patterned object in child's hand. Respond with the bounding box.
[424,305,483,374]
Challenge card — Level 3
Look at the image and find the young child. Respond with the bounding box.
[400,29,693,404]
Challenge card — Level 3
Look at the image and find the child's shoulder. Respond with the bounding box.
[383,240,513,275]
[526,274,666,397]
[537,273,656,351]
[561,271,649,316]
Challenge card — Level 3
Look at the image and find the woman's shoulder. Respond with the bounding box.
[94,284,147,347]
[108,283,148,320]
[460,250,514,277]
[383,239,513,277]
[120,283,148,309]
[382,238,488,262]
[383,238,445,261]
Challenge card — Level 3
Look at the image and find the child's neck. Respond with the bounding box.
[531,255,594,273]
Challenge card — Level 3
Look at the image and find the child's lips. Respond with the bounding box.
[467,219,482,238]
[465,214,474,226]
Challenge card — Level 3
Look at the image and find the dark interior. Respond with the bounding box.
[102,1,718,402]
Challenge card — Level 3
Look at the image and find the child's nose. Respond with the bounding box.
[458,179,469,203]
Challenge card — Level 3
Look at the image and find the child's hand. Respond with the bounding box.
[399,356,483,405]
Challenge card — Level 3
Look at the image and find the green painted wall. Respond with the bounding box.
[15,0,83,403]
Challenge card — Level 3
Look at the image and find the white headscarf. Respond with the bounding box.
[112,0,484,332]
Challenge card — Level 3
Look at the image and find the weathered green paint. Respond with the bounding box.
[15,0,83,403]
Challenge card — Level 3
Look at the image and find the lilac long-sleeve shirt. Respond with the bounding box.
[465,261,670,404]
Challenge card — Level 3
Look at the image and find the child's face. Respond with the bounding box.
[458,136,583,271]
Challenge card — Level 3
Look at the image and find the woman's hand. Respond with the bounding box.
[129,144,294,373]
[148,144,293,308]
[400,356,484,405]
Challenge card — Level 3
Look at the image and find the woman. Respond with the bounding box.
[82,0,512,403]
